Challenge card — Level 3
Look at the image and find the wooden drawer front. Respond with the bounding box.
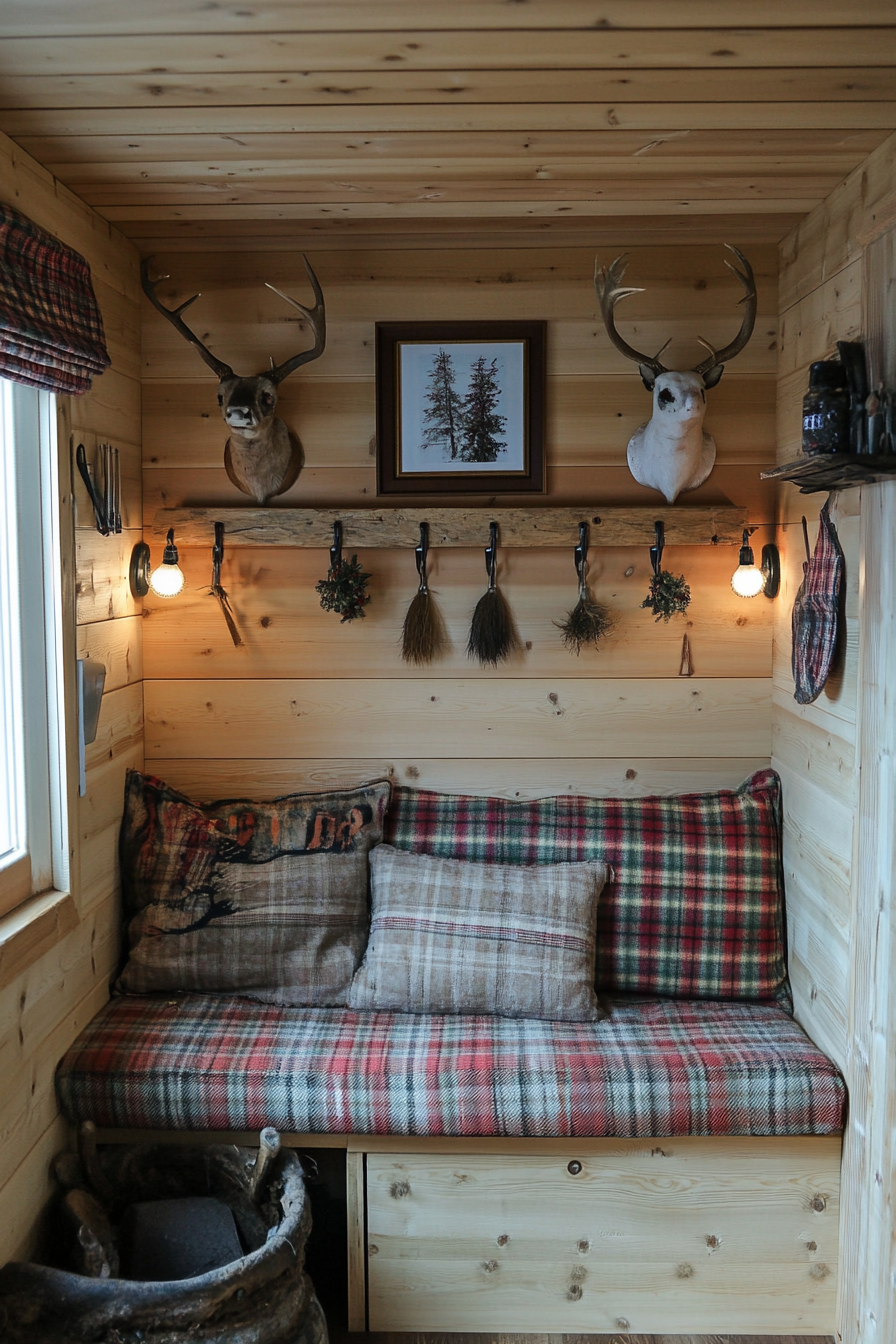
[365,1137,840,1335]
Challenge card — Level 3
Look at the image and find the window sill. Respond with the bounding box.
[0,887,79,989]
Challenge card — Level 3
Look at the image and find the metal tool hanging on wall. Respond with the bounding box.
[209,521,242,648]
[467,519,520,667]
[555,520,615,655]
[401,521,446,665]
[76,442,121,535]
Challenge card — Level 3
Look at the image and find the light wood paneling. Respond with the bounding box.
[141,546,772,682]
[3,28,894,74]
[77,615,144,693]
[0,123,142,1269]
[148,758,767,803]
[142,465,777,522]
[363,1143,840,1334]
[144,677,770,762]
[0,0,890,34]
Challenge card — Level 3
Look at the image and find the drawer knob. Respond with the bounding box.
[567,1160,583,1175]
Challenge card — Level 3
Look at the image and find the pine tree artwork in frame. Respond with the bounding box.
[376,322,546,495]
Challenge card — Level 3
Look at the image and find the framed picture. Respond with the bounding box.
[376,321,546,495]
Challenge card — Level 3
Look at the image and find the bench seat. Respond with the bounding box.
[56,992,844,1138]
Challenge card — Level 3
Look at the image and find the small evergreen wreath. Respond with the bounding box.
[641,569,691,623]
[316,554,372,623]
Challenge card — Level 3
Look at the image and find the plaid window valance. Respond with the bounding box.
[0,201,111,395]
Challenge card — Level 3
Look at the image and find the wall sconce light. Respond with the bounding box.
[129,532,185,600]
[731,529,780,599]
[148,528,186,598]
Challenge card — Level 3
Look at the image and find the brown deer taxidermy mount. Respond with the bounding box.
[594,245,756,504]
[141,256,326,504]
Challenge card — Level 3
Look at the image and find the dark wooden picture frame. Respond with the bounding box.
[376,321,546,495]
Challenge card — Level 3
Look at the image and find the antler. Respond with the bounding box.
[265,255,327,385]
[140,257,234,381]
[693,244,757,376]
[593,254,671,376]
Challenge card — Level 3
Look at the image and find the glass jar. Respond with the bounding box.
[802,360,850,455]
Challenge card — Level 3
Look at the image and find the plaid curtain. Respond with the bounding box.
[0,201,111,394]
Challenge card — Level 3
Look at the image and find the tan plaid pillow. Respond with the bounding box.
[117,771,391,1005]
[349,845,608,1021]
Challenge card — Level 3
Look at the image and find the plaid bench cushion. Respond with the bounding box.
[384,770,791,1007]
[56,994,844,1138]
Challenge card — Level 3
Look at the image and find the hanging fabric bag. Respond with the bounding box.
[791,496,844,705]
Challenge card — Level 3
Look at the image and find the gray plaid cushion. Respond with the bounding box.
[349,845,609,1022]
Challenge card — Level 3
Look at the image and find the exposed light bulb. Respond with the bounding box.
[731,563,765,598]
[148,527,185,598]
[731,528,763,598]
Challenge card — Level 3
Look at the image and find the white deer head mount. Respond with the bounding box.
[594,246,756,504]
[141,256,326,505]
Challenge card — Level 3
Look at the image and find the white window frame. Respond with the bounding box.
[0,379,69,918]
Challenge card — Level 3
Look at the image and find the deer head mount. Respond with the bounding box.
[594,245,756,504]
[141,256,326,505]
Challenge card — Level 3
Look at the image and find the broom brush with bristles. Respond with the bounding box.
[556,521,615,655]
[467,520,520,667]
[401,522,446,665]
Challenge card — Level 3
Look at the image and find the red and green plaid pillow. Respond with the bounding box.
[384,770,790,1007]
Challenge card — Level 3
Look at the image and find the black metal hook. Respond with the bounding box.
[415,521,430,593]
[484,520,498,589]
[574,520,589,583]
[212,521,225,587]
[76,442,110,536]
[650,520,665,575]
[330,520,343,572]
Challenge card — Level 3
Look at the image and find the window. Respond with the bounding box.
[0,379,68,918]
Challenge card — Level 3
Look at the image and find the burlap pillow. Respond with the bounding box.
[117,771,391,1005]
[349,845,608,1021]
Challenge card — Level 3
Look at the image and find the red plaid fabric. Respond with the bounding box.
[56,993,844,1138]
[792,499,844,706]
[385,772,790,1006]
[0,202,110,394]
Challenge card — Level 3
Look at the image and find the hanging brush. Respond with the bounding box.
[467,520,520,667]
[555,520,615,655]
[401,521,446,665]
[209,521,243,647]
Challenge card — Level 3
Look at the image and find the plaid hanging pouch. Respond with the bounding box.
[791,497,844,705]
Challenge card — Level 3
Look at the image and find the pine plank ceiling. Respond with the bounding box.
[0,0,895,251]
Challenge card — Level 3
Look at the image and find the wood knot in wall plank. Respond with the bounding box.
[676,1263,694,1278]
[389,1180,410,1199]
[567,1283,583,1300]
[481,1259,499,1274]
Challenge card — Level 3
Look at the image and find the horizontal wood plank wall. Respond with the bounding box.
[772,130,896,1344]
[0,128,142,1265]
[143,242,774,799]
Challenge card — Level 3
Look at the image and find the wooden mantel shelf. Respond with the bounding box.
[151,505,747,549]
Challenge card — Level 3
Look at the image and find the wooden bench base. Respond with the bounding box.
[94,1130,841,1337]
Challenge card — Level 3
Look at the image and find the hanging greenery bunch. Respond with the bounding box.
[316,554,372,623]
[641,569,691,623]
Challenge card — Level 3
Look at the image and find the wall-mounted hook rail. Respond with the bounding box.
[150,505,747,551]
